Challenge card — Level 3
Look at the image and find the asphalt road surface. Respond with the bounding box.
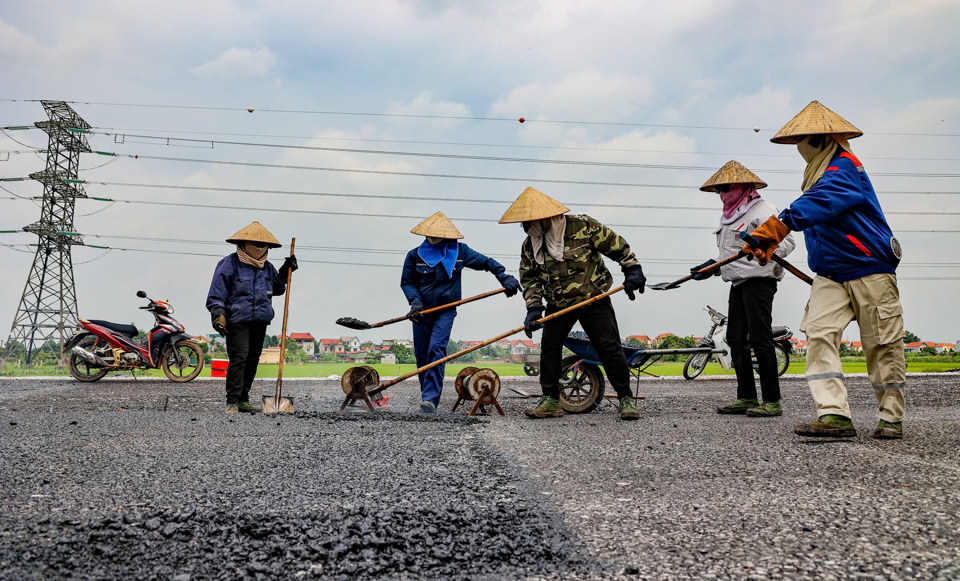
[1,373,958,580]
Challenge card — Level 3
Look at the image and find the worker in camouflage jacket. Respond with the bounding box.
[499,187,647,421]
[743,101,905,440]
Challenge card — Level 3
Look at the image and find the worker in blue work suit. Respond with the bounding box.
[742,101,905,440]
[400,211,522,413]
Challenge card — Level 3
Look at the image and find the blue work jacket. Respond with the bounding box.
[400,243,509,309]
[779,151,900,283]
[206,254,286,324]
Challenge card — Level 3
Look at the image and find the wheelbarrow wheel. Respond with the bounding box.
[775,344,790,377]
[559,355,605,414]
[682,352,710,380]
[523,363,540,377]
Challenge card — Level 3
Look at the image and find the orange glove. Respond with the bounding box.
[742,216,791,266]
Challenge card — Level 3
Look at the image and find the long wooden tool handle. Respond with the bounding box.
[275,238,295,400]
[370,285,625,395]
[371,288,508,329]
[770,254,814,285]
[661,252,748,289]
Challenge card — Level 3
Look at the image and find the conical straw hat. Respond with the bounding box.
[770,100,863,144]
[498,187,570,224]
[226,221,282,248]
[410,211,464,239]
[700,160,768,192]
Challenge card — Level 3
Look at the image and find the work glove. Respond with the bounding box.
[742,216,791,266]
[622,265,646,301]
[690,259,719,281]
[211,308,227,337]
[278,254,299,279]
[500,274,522,297]
[406,300,424,324]
[524,306,544,338]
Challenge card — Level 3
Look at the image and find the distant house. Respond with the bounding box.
[494,339,512,350]
[288,333,316,353]
[935,343,955,353]
[654,333,674,347]
[792,339,807,355]
[259,346,281,364]
[319,339,344,354]
[904,341,939,354]
[340,336,361,351]
[381,339,396,348]
[626,335,652,346]
[511,340,538,355]
[339,351,369,363]
[381,353,397,365]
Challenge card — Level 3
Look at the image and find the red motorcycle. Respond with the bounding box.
[64,291,204,382]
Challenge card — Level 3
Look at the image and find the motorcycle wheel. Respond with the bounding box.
[683,352,710,380]
[775,344,790,377]
[558,355,605,414]
[161,340,204,383]
[68,336,109,382]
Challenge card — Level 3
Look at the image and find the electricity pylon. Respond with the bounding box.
[6,101,90,364]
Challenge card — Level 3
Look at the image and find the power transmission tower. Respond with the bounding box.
[6,101,91,364]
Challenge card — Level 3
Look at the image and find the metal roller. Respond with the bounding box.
[463,368,501,401]
[341,365,380,395]
[454,367,480,400]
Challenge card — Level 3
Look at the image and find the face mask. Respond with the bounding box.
[426,236,445,245]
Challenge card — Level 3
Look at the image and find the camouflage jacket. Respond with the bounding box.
[519,214,639,309]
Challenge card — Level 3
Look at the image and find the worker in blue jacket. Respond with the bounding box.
[400,212,522,413]
[206,221,297,413]
[742,101,905,439]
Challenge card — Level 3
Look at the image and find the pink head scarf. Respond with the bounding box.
[719,184,760,221]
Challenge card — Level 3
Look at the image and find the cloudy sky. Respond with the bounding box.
[2,0,958,351]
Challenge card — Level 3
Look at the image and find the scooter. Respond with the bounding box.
[64,291,204,382]
[682,305,793,380]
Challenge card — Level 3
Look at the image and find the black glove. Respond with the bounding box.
[500,275,522,297]
[524,306,544,338]
[211,308,227,337]
[623,265,646,301]
[406,300,424,324]
[279,254,299,279]
[690,259,718,281]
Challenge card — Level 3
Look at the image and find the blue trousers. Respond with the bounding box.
[412,310,457,406]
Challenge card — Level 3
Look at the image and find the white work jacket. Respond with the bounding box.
[714,199,796,285]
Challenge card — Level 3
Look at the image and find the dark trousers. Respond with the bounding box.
[412,310,457,406]
[727,278,780,402]
[540,297,632,400]
[225,321,267,404]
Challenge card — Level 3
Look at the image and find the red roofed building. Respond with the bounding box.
[320,339,344,354]
[654,333,674,346]
[287,333,316,353]
[626,335,651,346]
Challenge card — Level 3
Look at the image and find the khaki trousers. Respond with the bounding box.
[800,273,906,422]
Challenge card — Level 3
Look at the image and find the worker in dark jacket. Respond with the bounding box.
[401,211,521,413]
[742,101,905,439]
[206,221,297,413]
[499,187,647,421]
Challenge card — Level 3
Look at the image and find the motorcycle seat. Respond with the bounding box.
[88,319,139,337]
[771,326,790,338]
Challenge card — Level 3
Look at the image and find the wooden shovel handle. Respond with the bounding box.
[369,285,625,396]
[658,252,748,290]
[770,254,814,285]
[371,288,507,328]
[275,238,295,400]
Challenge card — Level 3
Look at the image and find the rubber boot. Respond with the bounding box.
[619,397,639,421]
[524,396,563,419]
[794,414,857,438]
[746,401,782,417]
[873,420,902,440]
[716,398,759,415]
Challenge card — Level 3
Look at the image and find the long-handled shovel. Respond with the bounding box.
[339,285,628,413]
[647,251,751,291]
[737,232,814,285]
[336,287,507,330]
[262,238,296,414]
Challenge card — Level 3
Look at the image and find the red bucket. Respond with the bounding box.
[211,359,229,378]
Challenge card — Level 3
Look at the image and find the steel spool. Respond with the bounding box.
[462,368,501,401]
[341,365,380,395]
[454,367,480,400]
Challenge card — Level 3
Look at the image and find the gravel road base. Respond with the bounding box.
[1,374,958,580]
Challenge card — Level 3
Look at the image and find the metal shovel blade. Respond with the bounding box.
[648,282,677,291]
[261,395,294,414]
[336,317,372,330]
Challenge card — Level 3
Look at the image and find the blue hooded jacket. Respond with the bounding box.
[400,243,509,309]
[206,253,286,324]
[779,151,900,283]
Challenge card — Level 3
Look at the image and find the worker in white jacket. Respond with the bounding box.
[691,161,796,417]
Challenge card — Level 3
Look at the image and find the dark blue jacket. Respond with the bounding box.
[401,243,509,309]
[779,151,900,283]
[206,254,286,324]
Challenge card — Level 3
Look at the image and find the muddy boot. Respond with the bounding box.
[619,396,639,421]
[237,402,261,413]
[524,396,563,419]
[794,414,857,438]
[873,420,903,440]
[746,401,782,417]
[225,403,239,413]
[418,401,437,414]
[716,398,759,415]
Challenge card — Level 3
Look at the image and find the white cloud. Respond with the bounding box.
[190,46,276,78]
